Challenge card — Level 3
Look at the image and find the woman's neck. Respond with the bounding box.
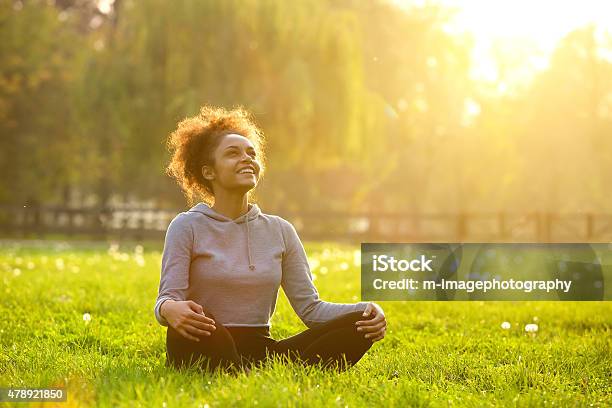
[211,192,250,220]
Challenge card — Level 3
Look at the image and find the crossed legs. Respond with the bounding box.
[270,311,374,371]
[165,310,374,373]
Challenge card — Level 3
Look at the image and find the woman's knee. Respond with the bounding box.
[323,311,370,331]
[332,320,376,352]
[303,326,373,371]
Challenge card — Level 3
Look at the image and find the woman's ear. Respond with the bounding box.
[201,165,215,181]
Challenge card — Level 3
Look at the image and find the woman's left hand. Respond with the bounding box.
[355,302,386,343]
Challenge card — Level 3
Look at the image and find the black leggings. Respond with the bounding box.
[165,310,374,373]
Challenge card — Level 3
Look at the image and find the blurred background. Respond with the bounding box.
[2,0,612,241]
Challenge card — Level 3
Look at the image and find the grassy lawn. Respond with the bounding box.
[0,240,610,407]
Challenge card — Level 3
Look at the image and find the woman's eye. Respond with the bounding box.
[227,150,255,158]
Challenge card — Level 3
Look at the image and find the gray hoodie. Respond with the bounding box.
[154,202,369,328]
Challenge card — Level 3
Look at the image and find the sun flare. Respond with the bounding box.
[393,0,612,91]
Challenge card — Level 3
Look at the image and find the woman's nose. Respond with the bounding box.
[241,153,255,164]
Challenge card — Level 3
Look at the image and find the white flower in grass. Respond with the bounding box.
[55,258,65,270]
[501,321,511,330]
[13,268,21,277]
[83,313,91,323]
[319,266,328,275]
[135,256,146,267]
[340,261,349,271]
[134,244,144,254]
[27,261,35,270]
[525,323,538,333]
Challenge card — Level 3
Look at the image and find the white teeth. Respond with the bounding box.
[238,169,254,174]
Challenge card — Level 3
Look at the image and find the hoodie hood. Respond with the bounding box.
[188,202,261,271]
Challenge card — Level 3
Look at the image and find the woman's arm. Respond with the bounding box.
[154,213,193,326]
[278,217,369,328]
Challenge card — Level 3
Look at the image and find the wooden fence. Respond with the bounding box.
[2,204,612,243]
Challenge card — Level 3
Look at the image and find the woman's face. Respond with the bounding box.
[203,133,261,194]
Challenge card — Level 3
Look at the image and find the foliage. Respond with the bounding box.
[1,0,612,214]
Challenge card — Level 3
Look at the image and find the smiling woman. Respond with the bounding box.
[156,105,387,374]
[165,105,267,207]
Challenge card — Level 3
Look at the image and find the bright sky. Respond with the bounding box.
[96,0,115,15]
[392,0,612,92]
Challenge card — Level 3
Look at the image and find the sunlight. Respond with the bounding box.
[96,0,115,15]
[392,0,612,91]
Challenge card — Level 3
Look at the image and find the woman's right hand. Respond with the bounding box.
[160,300,216,342]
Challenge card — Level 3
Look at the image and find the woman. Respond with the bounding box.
[154,105,386,374]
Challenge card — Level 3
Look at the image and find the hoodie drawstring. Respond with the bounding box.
[246,212,255,270]
[188,202,257,271]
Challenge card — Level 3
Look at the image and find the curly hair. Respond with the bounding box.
[165,105,266,206]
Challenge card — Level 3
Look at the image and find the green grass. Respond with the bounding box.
[0,239,610,407]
